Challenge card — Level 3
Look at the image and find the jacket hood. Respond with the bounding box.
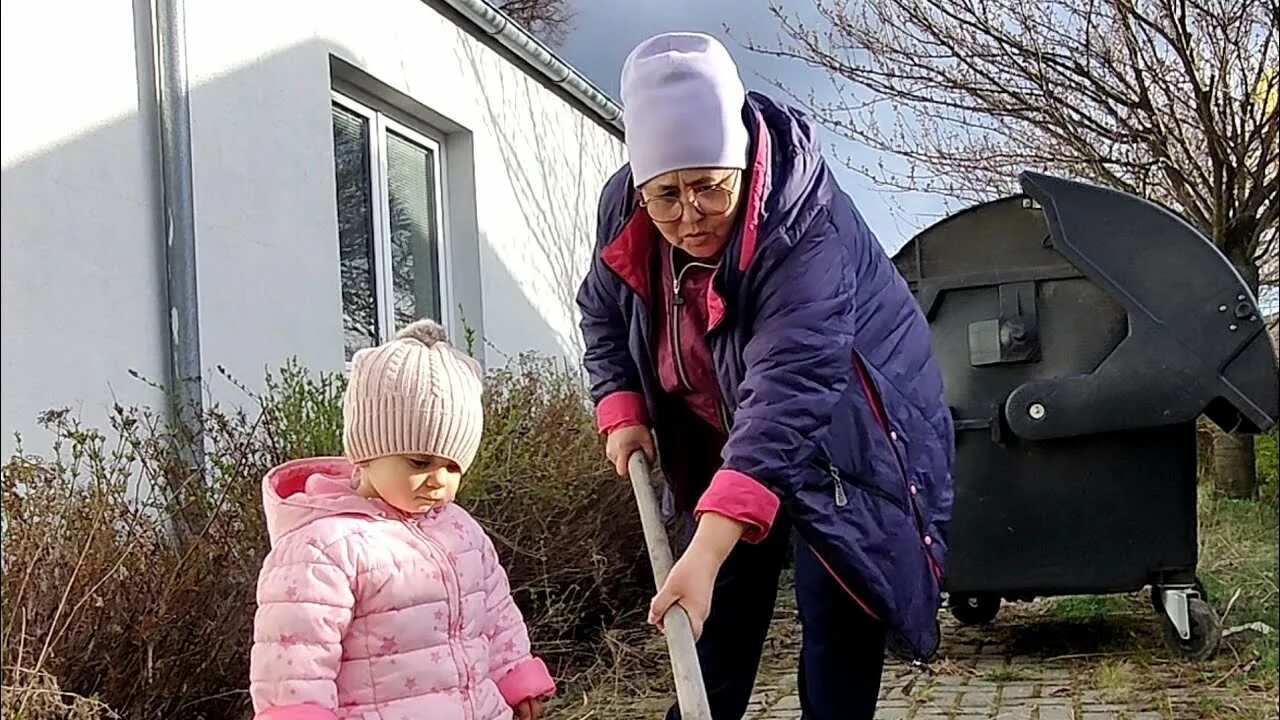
[261,457,389,545]
[743,90,832,241]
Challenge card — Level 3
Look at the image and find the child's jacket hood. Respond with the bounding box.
[261,457,389,545]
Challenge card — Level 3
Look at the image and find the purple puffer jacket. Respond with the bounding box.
[576,91,955,659]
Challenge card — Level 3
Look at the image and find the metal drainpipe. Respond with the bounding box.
[152,0,206,496]
[437,0,625,137]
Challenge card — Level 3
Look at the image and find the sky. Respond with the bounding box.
[554,0,951,253]
[553,1,1280,312]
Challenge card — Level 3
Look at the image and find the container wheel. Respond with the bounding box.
[949,594,1000,625]
[1161,596,1222,662]
[1151,577,1208,614]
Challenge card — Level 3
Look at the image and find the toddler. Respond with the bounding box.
[250,320,555,720]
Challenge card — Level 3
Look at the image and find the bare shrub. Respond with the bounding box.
[1,356,648,718]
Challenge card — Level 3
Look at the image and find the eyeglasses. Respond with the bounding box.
[639,175,738,223]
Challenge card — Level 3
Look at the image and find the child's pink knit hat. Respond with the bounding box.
[343,320,484,474]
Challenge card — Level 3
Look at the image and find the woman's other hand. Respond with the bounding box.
[648,512,746,639]
[605,424,656,477]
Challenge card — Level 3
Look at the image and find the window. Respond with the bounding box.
[331,92,448,361]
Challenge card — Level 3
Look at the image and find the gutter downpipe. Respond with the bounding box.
[152,0,206,529]
[436,0,625,138]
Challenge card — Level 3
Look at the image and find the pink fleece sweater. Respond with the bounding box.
[250,458,556,720]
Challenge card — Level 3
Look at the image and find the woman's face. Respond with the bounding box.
[640,168,743,259]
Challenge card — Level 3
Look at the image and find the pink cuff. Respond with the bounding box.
[496,656,557,706]
[255,704,339,720]
[694,469,781,543]
[596,390,649,434]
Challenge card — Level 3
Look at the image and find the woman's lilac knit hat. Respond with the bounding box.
[620,32,750,187]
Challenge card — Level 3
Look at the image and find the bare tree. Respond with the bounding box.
[497,0,576,48]
[746,0,1278,498]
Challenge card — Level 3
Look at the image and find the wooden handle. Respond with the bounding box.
[627,452,712,720]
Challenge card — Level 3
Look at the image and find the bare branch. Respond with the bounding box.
[744,0,1277,290]
[496,0,575,47]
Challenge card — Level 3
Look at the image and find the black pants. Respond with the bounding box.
[664,515,886,720]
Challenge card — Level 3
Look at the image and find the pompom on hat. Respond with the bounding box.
[620,32,750,187]
[343,319,484,474]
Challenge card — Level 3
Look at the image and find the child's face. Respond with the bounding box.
[357,454,462,513]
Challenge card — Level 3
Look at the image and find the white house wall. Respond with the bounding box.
[1,0,171,457]
[1,0,626,456]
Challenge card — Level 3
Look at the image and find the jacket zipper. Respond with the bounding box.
[829,462,848,507]
[404,517,474,719]
[671,288,690,390]
[813,453,908,515]
[717,402,732,434]
[668,245,718,393]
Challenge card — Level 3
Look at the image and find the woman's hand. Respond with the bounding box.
[648,512,747,639]
[648,545,719,638]
[605,424,656,477]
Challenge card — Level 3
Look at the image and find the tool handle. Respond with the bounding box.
[627,451,712,720]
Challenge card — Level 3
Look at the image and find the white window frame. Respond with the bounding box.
[332,91,453,348]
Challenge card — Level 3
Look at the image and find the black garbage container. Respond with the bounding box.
[892,171,1279,660]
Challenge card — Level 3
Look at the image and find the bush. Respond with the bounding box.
[461,357,651,673]
[1,356,649,718]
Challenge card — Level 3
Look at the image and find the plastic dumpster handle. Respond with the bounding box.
[627,451,713,720]
[1003,172,1279,440]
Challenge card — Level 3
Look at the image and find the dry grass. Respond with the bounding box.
[984,662,1031,683]
[1,356,654,719]
[1092,658,1136,701]
[542,627,674,720]
[0,667,118,720]
[1196,482,1279,688]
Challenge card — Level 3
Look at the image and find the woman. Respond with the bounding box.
[577,32,954,720]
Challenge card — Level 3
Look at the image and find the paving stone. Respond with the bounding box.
[960,691,996,708]
[993,702,1044,712]
[1002,684,1037,700]
[738,581,1176,720]
[929,690,960,706]
[1000,698,1048,711]
[1041,685,1073,698]
[773,694,801,711]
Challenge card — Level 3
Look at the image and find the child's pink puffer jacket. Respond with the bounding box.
[250,458,556,720]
